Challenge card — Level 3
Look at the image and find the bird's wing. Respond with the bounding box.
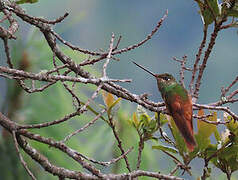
[166,94,196,151]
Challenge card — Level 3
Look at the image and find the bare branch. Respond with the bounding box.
[162,150,192,176]
[193,19,226,101]
[0,66,131,83]
[221,76,238,97]
[227,89,238,100]
[18,110,80,129]
[111,10,168,56]
[79,55,107,66]
[113,35,122,51]
[0,3,18,39]
[1,110,180,180]
[189,27,207,94]
[3,37,13,67]
[108,115,132,172]
[51,30,103,56]
[194,103,238,120]
[16,134,98,179]
[172,55,188,88]
[108,170,184,180]
[77,147,133,167]
[136,136,144,170]
[102,33,114,78]
[61,109,106,143]
[12,131,37,180]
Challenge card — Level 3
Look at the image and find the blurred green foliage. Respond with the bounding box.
[0,28,165,179]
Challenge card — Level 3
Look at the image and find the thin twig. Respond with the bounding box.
[227,89,238,100]
[51,30,103,56]
[52,53,81,109]
[80,83,103,112]
[46,64,69,75]
[158,126,175,146]
[102,32,114,78]
[18,110,80,129]
[79,55,107,66]
[173,55,187,88]
[112,35,122,51]
[62,109,106,143]
[169,164,180,176]
[0,66,132,83]
[108,115,132,172]
[0,3,18,39]
[193,19,225,101]
[194,103,238,120]
[162,150,192,176]
[28,12,69,25]
[12,131,37,180]
[76,147,133,167]
[189,27,207,94]
[15,134,99,179]
[209,97,238,106]
[3,37,13,68]
[136,136,144,170]
[111,10,168,56]
[221,76,238,97]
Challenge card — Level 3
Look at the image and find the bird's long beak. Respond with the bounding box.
[132,61,156,77]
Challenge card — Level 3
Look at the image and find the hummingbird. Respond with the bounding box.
[132,61,196,152]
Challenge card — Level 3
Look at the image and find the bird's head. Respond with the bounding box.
[154,73,177,90]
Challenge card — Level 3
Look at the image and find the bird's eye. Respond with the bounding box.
[163,77,170,81]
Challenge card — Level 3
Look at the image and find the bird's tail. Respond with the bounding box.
[184,136,196,152]
[173,115,197,152]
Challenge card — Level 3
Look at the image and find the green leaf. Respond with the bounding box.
[196,109,218,151]
[215,144,238,172]
[158,113,168,127]
[16,0,38,4]
[214,128,221,142]
[102,91,121,116]
[148,118,158,131]
[197,110,217,139]
[102,91,114,108]
[195,133,211,151]
[196,0,220,26]
[152,145,178,154]
[225,114,238,135]
[107,97,122,115]
[220,144,238,161]
[222,3,238,18]
[131,112,139,129]
[226,8,238,17]
[80,101,106,122]
[205,144,217,155]
[139,113,151,125]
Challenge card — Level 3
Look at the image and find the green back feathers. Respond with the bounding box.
[166,84,188,101]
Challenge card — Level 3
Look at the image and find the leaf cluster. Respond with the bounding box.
[196,0,238,28]
[130,107,238,178]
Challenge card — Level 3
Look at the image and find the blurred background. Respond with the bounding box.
[0,0,238,179]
